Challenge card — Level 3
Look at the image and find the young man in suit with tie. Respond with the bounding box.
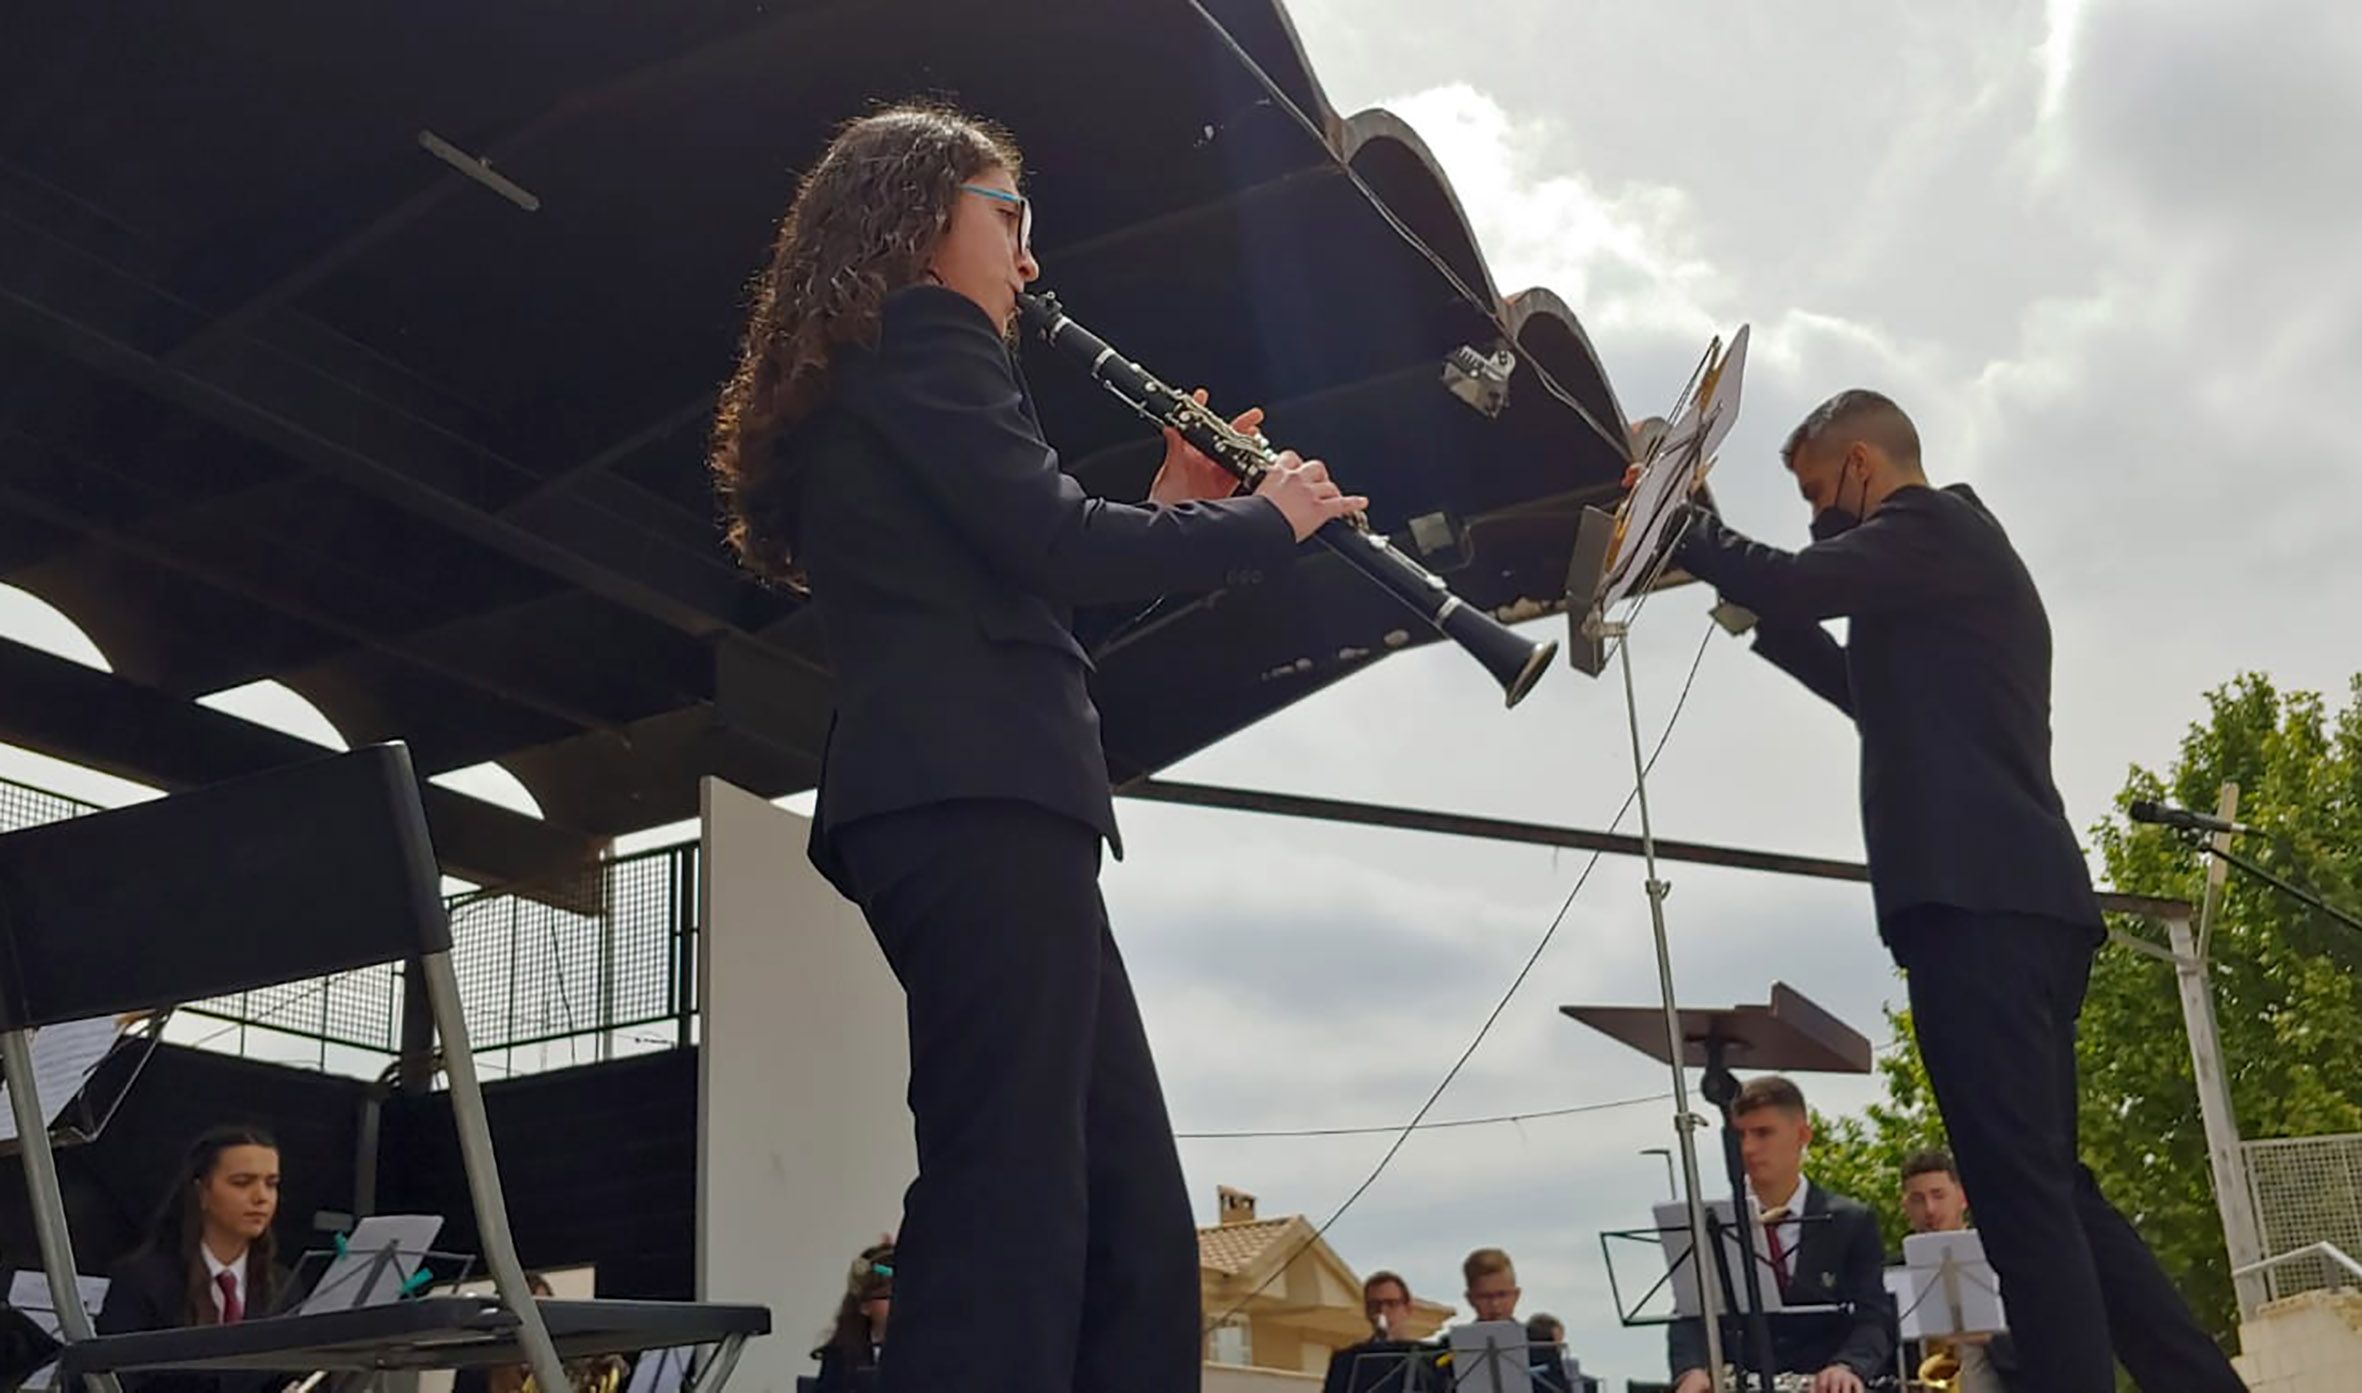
[1668,391,2243,1392]
[1668,1076,1890,1393]
[708,107,1359,1393]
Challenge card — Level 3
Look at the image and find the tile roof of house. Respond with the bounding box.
[1197,1218,1299,1276]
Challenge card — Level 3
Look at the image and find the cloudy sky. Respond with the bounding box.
[3,0,2358,1381]
[1116,0,2360,1378]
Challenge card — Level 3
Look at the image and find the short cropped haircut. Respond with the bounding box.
[1731,1074,1808,1120]
[1902,1148,1960,1183]
[1781,389,1921,470]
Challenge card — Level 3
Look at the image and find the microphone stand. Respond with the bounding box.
[2181,834,2362,938]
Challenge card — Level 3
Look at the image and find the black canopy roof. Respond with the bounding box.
[0,0,1629,886]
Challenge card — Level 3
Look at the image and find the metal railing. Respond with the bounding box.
[0,771,699,1079]
[447,842,700,1072]
[2243,1132,2362,1302]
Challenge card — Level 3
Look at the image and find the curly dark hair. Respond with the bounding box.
[811,1239,894,1365]
[709,103,1023,585]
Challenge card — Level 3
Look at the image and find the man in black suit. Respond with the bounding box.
[1321,1271,1437,1393]
[1669,390,2243,1393]
[1669,1075,1890,1393]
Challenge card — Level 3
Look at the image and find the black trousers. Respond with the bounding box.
[1889,908,2246,1393]
[833,800,1200,1393]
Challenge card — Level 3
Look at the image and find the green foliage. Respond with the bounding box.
[1807,673,2362,1345]
[1807,1006,1946,1253]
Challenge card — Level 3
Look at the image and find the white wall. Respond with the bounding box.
[698,779,914,1393]
[2234,1288,2362,1392]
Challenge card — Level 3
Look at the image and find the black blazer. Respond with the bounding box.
[809,1343,880,1393]
[1320,1338,1439,1393]
[1668,1185,1894,1380]
[96,1248,293,1393]
[1675,485,2101,934]
[791,285,1298,888]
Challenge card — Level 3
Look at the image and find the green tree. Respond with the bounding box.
[2084,673,2362,1343]
[1808,673,2362,1346]
[1808,1006,1947,1253]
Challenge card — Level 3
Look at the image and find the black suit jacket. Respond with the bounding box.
[96,1248,292,1393]
[1668,1185,1894,1380]
[793,285,1297,887]
[1675,485,2101,934]
[1320,1338,1437,1393]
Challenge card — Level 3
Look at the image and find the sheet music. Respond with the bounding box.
[295,1214,445,1315]
[8,1270,110,1392]
[1444,1321,1533,1393]
[626,1346,692,1393]
[1898,1229,2007,1338]
[1650,1198,1805,1318]
[0,1017,127,1142]
[1593,326,1750,618]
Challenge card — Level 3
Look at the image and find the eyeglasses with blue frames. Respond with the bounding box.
[957,183,1033,252]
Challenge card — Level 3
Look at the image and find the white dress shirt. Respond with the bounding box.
[1751,1175,1809,1282]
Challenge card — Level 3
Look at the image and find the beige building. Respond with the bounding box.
[1199,1185,1455,1379]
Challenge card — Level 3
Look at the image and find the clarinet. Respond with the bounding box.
[1015,292,1558,708]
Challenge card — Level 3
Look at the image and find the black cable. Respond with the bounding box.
[1204,618,1718,1332]
[2190,835,2362,938]
[1177,1092,1671,1141]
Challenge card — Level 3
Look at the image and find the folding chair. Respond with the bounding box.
[0,745,766,1393]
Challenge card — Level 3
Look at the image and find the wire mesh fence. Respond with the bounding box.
[0,771,698,1077]
[2244,1131,2362,1302]
[447,842,699,1064]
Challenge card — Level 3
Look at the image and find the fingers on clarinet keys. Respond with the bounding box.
[1255,451,1370,542]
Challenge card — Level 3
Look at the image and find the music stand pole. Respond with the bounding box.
[1701,1034,1778,1393]
[1606,623,1726,1385]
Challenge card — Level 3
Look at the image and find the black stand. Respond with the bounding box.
[1344,1342,1437,1393]
[1563,982,1871,1393]
[2190,834,2362,937]
[1699,1035,1778,1393]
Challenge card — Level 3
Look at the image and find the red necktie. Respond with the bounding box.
[1761,1207,1793,1290]
[216,1271,243,1324]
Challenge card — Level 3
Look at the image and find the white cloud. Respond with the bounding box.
[1121,1,2362,1380]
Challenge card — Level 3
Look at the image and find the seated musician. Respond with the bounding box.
[1456,1249,1573,1393]
[96,1125,293,1393]
[1525,1314,1599,1393]
[1898,1149,2020,1393]
[810,1240,893,1393]
[1669,1077,1892,1393]
[1322,1270,1437,1393]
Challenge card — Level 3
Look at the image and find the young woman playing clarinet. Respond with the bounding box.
[707,105,1363,1393]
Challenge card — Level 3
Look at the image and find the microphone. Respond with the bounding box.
[2129,800,2263,838]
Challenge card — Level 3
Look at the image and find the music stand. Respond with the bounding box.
[292,1215,454,1316]
[628,1346,694,1393]
[0,1012,168,1156]
[1443,1322,1531,1393]
[1564,982,1871,1393]
[5,1271,102,1390]
[1897,1230,2006,1344]
[1341,1340,1438,1393]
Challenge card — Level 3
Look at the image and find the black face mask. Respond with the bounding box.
[1809,505,1859,541]
[1809,466,1866,541]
